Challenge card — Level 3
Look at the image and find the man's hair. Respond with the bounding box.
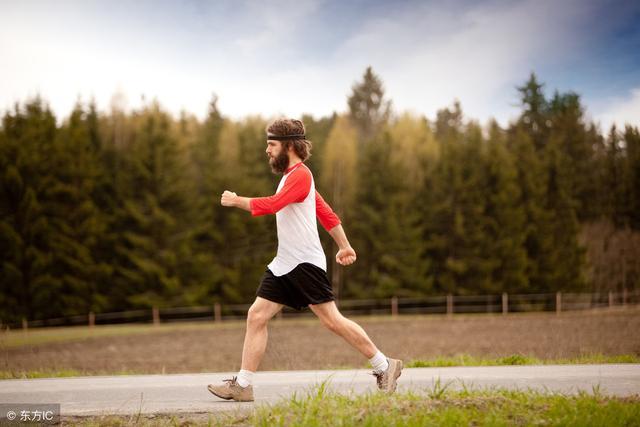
[266,118,312,161]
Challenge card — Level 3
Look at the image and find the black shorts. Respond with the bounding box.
[256,263,335,311]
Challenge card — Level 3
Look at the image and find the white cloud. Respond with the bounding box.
[594,88,640,131]
[329,0,597,125]
[214,0,599,124]
[0,0,634,129]
[233,0,321,54]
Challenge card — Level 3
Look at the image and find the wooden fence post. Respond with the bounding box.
[556,292,562,315]
[89,312,95,328]
[446,294,453,317]
[152,307,160,325]
[391,296,398,318]
[623,288,628,307]
[214,303,222,323]
[502,293,508,315]
[609,291,614,309]
[22,318,28,331]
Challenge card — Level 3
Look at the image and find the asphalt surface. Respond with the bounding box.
[0,364,638,417]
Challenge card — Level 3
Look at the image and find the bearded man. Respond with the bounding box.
[207,118,402,402]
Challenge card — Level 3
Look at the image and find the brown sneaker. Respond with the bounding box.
[207,376,254,402]
[372,358,403,393]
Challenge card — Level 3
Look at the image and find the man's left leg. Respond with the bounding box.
[309,301,403,393]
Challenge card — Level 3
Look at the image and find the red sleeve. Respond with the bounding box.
[250,165,312,216]
[315,191,341,231]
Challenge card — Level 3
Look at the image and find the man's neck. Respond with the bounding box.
[285,159,303,174]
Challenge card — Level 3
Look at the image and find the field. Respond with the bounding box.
[2,308,639,378]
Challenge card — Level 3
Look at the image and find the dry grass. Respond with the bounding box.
[1,308,639,377]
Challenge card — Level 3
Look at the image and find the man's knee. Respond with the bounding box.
[247,305,271,328]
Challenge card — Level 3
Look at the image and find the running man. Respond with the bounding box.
[207,118,402,402]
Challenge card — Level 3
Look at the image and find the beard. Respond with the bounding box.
[269,150,290,174]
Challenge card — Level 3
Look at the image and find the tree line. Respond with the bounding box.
[1,68,639,323]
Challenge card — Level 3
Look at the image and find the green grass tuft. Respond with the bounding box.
[249,385,640,427]
[405,353,640,368]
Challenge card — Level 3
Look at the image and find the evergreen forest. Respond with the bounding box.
[1,68,639,324]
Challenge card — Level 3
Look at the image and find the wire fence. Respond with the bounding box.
[8,289,640,330]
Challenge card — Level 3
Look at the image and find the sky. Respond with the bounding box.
[1,0,639,130]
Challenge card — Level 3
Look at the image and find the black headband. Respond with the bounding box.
[267,134,306,141]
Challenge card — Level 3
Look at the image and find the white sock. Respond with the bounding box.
[369,351,389,372]
[236,369,254,388]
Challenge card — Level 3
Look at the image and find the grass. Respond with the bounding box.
[405,353,640,367]
[3,353,637,380]
[246,386,640,427]
[61,384,640,426]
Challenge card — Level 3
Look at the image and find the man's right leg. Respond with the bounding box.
[240,297,283,371]
[208,297,282,401]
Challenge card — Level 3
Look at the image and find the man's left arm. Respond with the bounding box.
[316,191,356,266]
[328,224,357,266]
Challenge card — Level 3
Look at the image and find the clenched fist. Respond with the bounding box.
[336,246,357,266]
[221,190,238,207]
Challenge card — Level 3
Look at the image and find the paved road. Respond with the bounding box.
[0,365,638,416]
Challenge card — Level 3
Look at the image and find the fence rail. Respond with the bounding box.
[7,289,640,330]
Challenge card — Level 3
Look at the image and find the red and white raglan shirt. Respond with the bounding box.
[249,162,341,276]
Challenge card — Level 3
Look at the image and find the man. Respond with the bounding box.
[207,118,402,402]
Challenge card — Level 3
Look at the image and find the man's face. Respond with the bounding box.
[266,139,289,174]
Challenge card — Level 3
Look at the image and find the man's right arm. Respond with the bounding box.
[220,166,311,214]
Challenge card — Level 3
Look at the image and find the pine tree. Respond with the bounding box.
[301,113,336,176]
[43,101,111,315]
[623,125,640,230]
[115,102,192,308]
[483,121,528,293]
[389,112,439,196]
[182,96,226,304]
[448,122,493,294]
[351,131,427,297]
[542,136,586,291]
[319,115,359,297]
[0,99,58,322]
[516,73,550,151]
[421,103,465,294]
[603,125,630,227]
[347,66,391,144]
[506,127,556,292]
[548,91,597,221]
[421,107,493,294]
